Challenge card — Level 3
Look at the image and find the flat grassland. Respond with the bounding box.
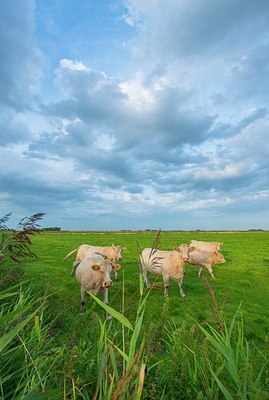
[4,230,269,398]
[26,231,269,339]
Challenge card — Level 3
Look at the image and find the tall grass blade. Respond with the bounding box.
[108,345,120,381]
[0,306,41,353]
[211,370,234,400]
[136,363,146,400]
[87,291,133,331]
[0,304,34,326]
[107,338,129,362]
[0,292,18,300]
[127,311,145,369]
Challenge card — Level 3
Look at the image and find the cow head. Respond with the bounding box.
[113,263,122,271]
[92,261,114,288]
[174,244,189,262]
[112,244,127,261]
[213,241,224,251]
[215,251,226,264]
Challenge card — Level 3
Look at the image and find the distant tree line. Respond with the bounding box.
[41,227,61,231]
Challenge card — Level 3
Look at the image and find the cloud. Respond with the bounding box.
[0,0,43,110]
[0,0,269,230]
[124,0,269,59]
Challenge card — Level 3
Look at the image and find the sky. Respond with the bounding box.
[1,0,269,231]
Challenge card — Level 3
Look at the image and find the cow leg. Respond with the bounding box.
[206,265,215,279]
[102,287,109,305]
[198,267,204,278]
[178,273,186,298]
[142,270,151,288]
[71,260,80,277]
[101,287,113,320]
[79,287,86,314]
[163,275,169,297]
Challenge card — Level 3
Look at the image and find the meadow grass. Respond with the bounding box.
[1,231,269,398]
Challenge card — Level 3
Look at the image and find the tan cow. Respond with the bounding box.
[76,254,121,314]
[188,248,226,278]
[140,244,189,297]
[189,240,223,252]
[63,244,127,279]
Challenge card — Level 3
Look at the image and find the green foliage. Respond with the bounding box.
[0,281,61,399]
[1,231,268,398]
[0,212,45,263]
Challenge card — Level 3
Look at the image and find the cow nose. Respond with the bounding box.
[103,281,113,288]
[118,256,122,261]
[183,256,189,262]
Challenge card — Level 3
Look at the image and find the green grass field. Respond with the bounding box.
[1,231,269,399]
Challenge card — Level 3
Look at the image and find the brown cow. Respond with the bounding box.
[188,248,226,278]
[64,244,127,279]
[140,244,189,297]
[76,254,121,314]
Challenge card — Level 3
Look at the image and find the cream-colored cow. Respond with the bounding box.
[189,240,223,252]
[188,248,226,278]
[76,254,121,314]
[64,244,127,278]
[140,244,189,297]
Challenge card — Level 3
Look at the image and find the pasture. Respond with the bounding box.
[1,230,269,399]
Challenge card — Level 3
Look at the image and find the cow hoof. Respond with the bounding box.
[107,315,113,321]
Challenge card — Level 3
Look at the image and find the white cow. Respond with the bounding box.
[188,248,226,278]
[64,244,127,279]
[140,244,189,297]
[76,254,121,314]
[189,240,223,252]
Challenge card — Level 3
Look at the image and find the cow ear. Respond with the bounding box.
[113,264,121,271]
[92,264,100,271]
[173,246,180,252]
[122,247,127,251]
[189,246,195,252]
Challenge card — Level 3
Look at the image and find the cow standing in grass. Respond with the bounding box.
[63,244,127,279]
[76,254,121,315]
[189,240,223,252]
[140,244,189,297]
[188,247,226,278]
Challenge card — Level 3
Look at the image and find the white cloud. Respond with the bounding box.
[0,0,268,230]
[60,59,88,71]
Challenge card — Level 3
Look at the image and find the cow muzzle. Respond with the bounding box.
[182,256,189,262]
[103,280,113,288]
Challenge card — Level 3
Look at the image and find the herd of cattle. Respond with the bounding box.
[63,240,225,314]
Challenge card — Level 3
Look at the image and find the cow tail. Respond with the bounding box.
[63,248,79,263]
